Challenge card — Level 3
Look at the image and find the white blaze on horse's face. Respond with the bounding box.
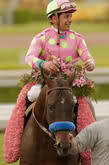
[60,98,65,104]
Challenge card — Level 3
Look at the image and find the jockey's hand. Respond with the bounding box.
[41,61,59,73]
[84,59,95,71]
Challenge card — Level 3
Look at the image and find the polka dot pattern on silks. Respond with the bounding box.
[77,96,96,165]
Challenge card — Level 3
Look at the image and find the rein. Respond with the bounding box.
[32,86,72,141]
[32,107,55,141]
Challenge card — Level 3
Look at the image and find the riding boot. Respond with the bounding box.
[4,82,36,163]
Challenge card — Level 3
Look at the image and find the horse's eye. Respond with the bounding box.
[48,104,55,112]
[72,104,75,111]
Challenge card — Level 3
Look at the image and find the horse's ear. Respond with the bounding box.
[56,72,62,78]
[68,73,75,87]
[43,71,54,88]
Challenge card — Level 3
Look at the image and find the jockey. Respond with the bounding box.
[26,0,95,103]
[4,0,95,164]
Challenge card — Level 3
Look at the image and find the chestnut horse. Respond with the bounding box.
[20,74,80,165]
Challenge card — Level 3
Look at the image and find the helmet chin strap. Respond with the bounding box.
[57,13,60,46]
[56,13,62,71]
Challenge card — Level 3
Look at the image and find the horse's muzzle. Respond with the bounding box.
[54,131,74,156]
[56,142,72,156]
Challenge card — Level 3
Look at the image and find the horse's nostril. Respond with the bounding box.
[57,143,71,149]
[57,143,61,148]
[65,143,72,149]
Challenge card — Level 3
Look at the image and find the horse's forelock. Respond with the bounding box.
[56,79,66,87]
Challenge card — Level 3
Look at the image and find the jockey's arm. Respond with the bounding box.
[77,35,95,72]
[79,51,95,72]
[25,36,43,69]
[25,35,59,73]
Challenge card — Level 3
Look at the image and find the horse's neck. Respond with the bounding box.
[34,85,47,124]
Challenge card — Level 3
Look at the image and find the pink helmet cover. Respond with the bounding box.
[56,0,77,13]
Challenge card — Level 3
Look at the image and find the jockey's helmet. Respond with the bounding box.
[46,0,77,18]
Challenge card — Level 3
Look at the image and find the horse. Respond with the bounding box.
[19,73,81,165]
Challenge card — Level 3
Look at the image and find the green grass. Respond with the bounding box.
[0,87,20,103]
[0,22,109,36]
[0,133,5,165]
[72,22,109,34]
[0,21,49,36]
[0,48,29,70]
[95,84,109,100]
[0,45,109,70]
[0,132,18,165]
[89,45,109,67]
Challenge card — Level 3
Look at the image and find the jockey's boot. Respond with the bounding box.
[4,82,36,163]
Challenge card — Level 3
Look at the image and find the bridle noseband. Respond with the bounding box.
[32,86,72,141]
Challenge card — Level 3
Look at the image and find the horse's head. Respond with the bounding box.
[43,73,76,157]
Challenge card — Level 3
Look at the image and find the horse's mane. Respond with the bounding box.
[55,78,72,101]
[33,85,48,123]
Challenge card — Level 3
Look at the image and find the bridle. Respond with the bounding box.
[32,86,73,141]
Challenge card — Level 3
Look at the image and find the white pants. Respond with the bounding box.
[27,84,42,102]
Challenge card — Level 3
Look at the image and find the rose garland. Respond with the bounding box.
[18,57,97,101]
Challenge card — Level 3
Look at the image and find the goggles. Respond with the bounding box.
[59,2,77,13]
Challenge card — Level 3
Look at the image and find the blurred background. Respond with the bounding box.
[0,0,109,164]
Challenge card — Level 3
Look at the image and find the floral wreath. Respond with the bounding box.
[18,56,97,101]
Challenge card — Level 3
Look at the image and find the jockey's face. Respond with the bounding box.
[51,12,72,31]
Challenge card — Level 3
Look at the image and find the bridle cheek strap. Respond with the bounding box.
[32,107,55,141]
